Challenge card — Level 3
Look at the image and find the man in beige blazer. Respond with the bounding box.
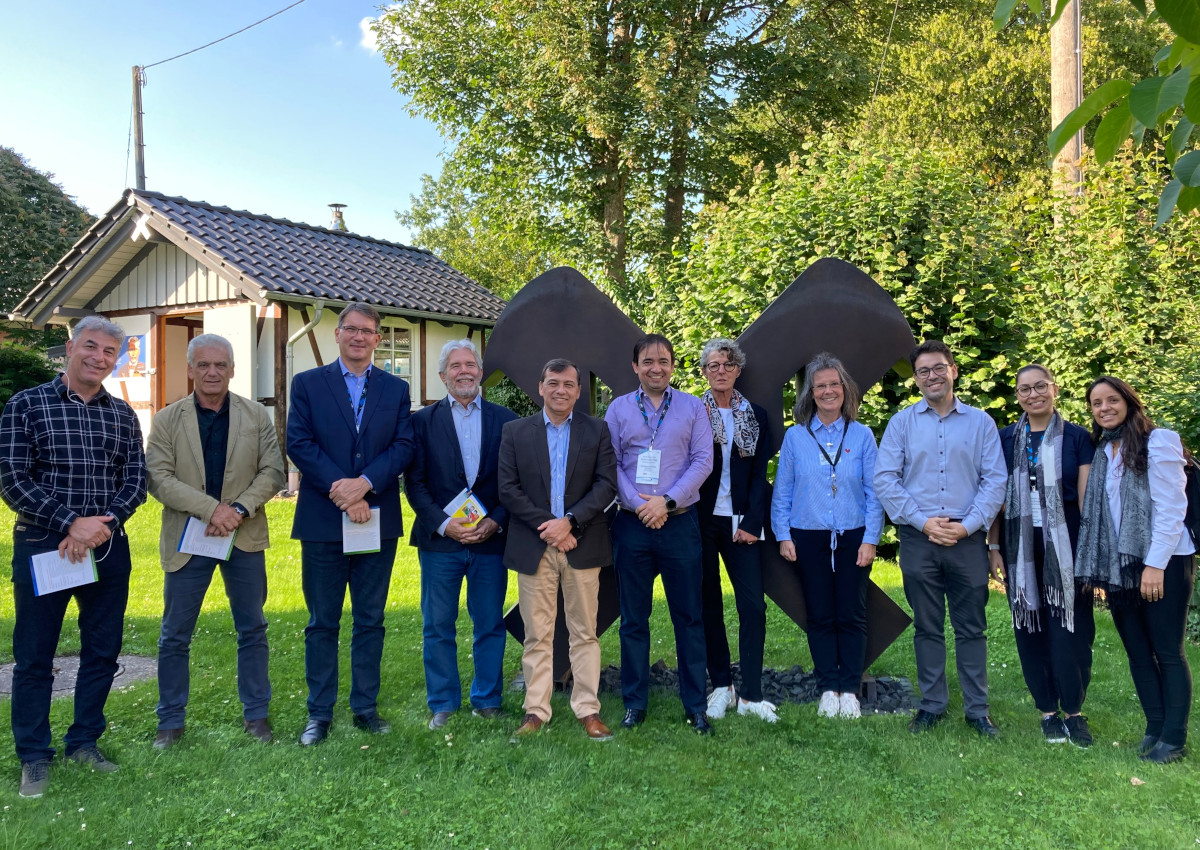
[146,333,285,748]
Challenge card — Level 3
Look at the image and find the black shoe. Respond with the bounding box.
[1063,714,1092,749]
[1041,713,1068,744]
[18,759,51,798]
[299,718,331,746]
[907,709,946,734]
[1137,734,1160,756]
[66,745,120,772]
[967,715,1000,738]
[686,713,713,735]
[352,712,391,735]
[1140,741,1186,764]
[621,708,646,729]
[472,707,503,719]
[428,711,454,730]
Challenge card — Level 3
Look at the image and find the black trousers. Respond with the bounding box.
[1011,533,1095,715]
[1110,554,1195,747]
[699,511,767,702]
[792,527,869,694]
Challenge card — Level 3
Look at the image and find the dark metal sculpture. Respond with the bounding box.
[485,260,915,680]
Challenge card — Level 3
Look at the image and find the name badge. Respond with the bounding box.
[636,449,662,485]
[1030,486,1043,528]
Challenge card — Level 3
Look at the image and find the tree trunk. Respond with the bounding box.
[1050,0,1083,191]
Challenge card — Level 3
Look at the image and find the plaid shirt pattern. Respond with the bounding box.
[0,375,147,532]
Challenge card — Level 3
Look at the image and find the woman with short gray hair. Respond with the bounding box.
[696,338,776,722]
[771,352,882,719]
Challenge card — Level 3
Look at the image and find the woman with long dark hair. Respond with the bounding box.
[987,364,1095,746]
[1076,376,1196,764]
[772,352,882,719]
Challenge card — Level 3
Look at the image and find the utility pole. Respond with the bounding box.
[1050,0,1083,191]
[132,65,146,190]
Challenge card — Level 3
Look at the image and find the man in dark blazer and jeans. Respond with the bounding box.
[407,339,517,730]
[498,359,618,740]
[287,303,414,745]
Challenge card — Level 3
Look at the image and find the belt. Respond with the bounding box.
[620,504,693,517]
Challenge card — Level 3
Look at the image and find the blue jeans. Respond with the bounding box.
[10,523,130,764]
[418,548,508,713]
[301,540,397,720]
[156,549,271,730]
[612,508,707,715]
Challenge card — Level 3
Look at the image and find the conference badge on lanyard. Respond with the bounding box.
[636,449,662,485]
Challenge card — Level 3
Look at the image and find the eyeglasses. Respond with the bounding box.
[1016,381,1052,398]
[339,325,379,337]
[704,362,738,373]
[813,381,843,393]
[914,363,950,380]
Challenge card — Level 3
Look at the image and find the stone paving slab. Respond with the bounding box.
[0,655,157,699]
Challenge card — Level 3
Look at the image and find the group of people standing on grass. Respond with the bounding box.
[1,310,1194,801]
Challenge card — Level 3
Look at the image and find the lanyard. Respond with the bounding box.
[636,389,671,449]
[1024,419,1042,489]
[347,367,370,431]
[806,418,848,495]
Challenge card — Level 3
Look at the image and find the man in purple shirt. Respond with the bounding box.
[605,334,715,733]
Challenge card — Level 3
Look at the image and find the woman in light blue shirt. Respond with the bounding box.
[772,352,883,719]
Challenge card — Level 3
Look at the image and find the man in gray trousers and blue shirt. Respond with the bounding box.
[874,340,1006,736]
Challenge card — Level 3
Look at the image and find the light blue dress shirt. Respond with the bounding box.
[771,416,883,545]
[339,358,372,432]
[451,393,483,487]
[873,397,1006,535]
[544,410,572,518]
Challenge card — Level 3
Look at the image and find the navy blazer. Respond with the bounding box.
[287,362,414,543]
[406,396,518,555]
[696,401,771,538]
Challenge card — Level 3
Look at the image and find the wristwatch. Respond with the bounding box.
[664,496,678,512]
[988,543,1000,551]
[232,503,249,518]
[566,512,580,532]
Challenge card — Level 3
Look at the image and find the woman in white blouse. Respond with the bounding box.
[1076,377,1196,764]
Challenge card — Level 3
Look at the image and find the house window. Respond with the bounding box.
[373,325,412,380]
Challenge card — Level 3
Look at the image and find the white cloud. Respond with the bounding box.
[359,16,379,52]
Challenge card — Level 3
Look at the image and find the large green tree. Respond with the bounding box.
[377,0,931,309]
[0,146,93,315]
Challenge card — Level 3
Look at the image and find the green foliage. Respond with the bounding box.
[993,0,1200,224]
[0,340,56,409]
[867,0,1163,182]
[0,146,93,314]
[655,137,1200,443]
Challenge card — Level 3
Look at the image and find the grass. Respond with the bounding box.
[0,498,1198,849]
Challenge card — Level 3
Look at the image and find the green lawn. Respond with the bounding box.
[0,499,1197,849]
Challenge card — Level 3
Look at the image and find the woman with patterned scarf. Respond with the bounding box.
[772,352,882,719]
[695,338,776,723]
[1076,376,1196,764]
[987,364,1095,747]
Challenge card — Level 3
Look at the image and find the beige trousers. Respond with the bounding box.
[517,545,602,722]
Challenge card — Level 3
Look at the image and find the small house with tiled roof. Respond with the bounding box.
[9,189,506,447]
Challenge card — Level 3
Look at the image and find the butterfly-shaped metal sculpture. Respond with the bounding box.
[485,260,916,680]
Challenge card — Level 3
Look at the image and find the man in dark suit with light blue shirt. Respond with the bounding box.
[874,339,1006,737]
[287,303,414,745]
[407,339,517,730]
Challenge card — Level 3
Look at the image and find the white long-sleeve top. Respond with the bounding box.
[1105,427,1196,569]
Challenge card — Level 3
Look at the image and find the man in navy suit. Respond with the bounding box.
[287,303,414,745]
[407,340,517,730]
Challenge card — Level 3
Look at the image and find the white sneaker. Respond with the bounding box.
[737,699,779,723]
[706,685,736,719]
[839,692,861,719]
[817,690,840,718]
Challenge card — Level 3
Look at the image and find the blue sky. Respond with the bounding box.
[0,0,443,242]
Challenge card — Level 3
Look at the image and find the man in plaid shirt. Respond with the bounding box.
[0,316,147,798]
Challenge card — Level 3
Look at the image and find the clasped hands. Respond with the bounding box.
[330,476,373,524]
[58,515,113,564]
[636,493,669,529]
[538,516,577,552]
[204,502,246,537]
[444,516,500,544]
[922,517,967,548]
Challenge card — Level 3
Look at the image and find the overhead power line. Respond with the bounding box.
[142,0,310,70]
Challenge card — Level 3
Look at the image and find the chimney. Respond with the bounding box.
[328,203,348,232]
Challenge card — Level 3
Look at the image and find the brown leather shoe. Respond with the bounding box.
[244,718,273,743]
[509,713,545,742]
[580,714,613,741]
[153,727,185,750]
